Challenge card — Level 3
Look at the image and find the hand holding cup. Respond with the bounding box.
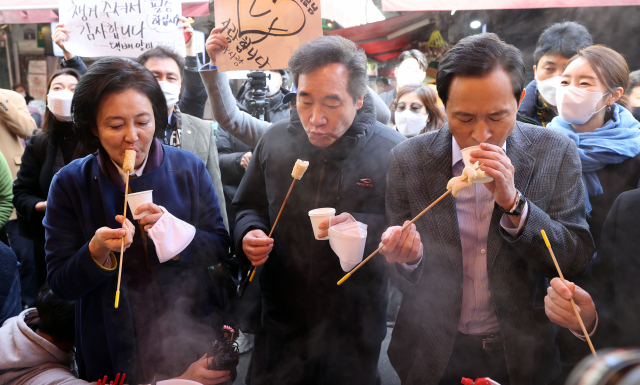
[469,143,518,211]
[317,212,355,239]
[136,203,164,232]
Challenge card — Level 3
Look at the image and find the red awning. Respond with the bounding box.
[325,12,434,62]
[382,0,640,11]
[0,0,209,23]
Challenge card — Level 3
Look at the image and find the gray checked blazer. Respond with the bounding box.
[385,122,595,385]
[180,113,228,231]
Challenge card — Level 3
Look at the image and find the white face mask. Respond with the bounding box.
[266,72,283,96]
[47,89,74,122]
[556,86,609,125]
[537,76,561,106]
[158,80,181,109]
[395,110,428,137]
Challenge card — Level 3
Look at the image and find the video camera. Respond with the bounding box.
[246,71,271,122]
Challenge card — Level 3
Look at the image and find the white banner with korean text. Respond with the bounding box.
[58,0,186,58]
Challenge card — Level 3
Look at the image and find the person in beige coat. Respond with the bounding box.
[1,88,37,308]
[0,88,36,220]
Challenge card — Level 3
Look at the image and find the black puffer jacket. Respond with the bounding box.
[232,94,404,384]
[216,127,253,231]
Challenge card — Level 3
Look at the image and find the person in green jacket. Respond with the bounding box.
[0,153,14,230]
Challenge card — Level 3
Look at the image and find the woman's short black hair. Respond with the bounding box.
[35,284,75,344]
[533,22,593,66]
[436,33,525,107]
[72,57,167,152]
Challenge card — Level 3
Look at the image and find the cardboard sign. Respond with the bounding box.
[213,0,322,71]
[58,0,186,58]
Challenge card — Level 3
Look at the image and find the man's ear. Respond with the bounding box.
[518,89,526,110]
[355,94,364,110]
[532,65,537,81]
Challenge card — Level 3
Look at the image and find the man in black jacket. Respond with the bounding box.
[545,188,640,358]
[232,35,405,384]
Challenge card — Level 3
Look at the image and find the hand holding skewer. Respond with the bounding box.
[115,150,136,309]
[240,160,309,292]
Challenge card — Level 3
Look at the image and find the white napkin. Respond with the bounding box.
[147,206,196,263]
[329,220,368,272]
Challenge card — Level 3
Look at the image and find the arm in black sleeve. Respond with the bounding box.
[178,56,208,118]
[217,129,247,186]
[60,55,87,75]
[12,138,46,226]
[230,140,270,268]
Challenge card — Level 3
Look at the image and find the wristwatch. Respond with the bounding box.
[497,189,526,217]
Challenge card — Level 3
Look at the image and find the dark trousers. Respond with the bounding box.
[3,220,36,307]
[439,331,509,385]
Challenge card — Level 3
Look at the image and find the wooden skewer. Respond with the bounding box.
[114,173,130,309]
[337,189,452,285]
[248,179,297,282]
[541,230,597,357]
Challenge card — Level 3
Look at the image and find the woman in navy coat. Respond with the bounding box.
[43,57,232,385]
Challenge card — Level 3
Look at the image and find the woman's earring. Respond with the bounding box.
[607,105,612,112]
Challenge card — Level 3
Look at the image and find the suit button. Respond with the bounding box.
[187,130,192,135]
[301,353,308,360]
[481,249,486,254]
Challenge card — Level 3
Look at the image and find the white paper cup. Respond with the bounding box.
[308,208,336,240]
[460,145,494,183]
[127,190,153,220]
[329,222,368,272]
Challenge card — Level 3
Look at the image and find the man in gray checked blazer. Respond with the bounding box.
[379,33,595,385]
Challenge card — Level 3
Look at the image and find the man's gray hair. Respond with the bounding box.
[288,35,368,103]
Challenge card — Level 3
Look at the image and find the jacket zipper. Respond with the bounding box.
[315,158,327,208]
[335,172,343,213]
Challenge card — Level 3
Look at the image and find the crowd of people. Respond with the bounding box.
[0,15,639,385]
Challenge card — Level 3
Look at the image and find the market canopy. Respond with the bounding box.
[0,0,209,24]
[324,11,434,62]
[382,0,640,11]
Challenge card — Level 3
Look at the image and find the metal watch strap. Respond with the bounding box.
[497,189,526,217]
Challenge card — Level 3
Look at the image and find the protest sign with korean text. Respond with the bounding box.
[213,0,322,71]
[58,0,186,58]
